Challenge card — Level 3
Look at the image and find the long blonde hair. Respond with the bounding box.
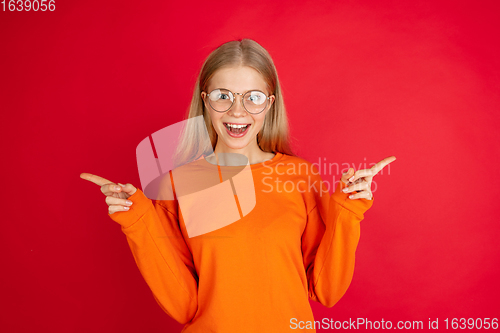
[173,39,295,167]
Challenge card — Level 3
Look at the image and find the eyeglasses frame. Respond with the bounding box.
[203,88,272,115]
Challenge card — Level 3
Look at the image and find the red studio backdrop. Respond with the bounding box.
[1,0,499,332]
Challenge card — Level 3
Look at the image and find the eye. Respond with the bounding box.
[247,91,266,105]
[209,89,233,102]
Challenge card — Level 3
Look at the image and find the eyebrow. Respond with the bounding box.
[211,87,269,95]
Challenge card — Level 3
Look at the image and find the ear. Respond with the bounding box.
[201,91,208,109]
[265,94,275,115]
[269,94,275,106]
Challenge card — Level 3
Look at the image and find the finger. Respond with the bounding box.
[341,168,354,184]
[101,183,124,196]
[118,183,138,196]
[108,205,131,215]
[347,169,375,183]
[106,196,133,207]
[346,177,364,187]
[342,180,370,193]
[370,155,396,175]
[348,190,373,200]
[80,173,114,187]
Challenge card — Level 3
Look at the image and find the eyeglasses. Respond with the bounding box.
[204,88,271,115]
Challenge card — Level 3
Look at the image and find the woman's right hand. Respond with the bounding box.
[80,173,138,214]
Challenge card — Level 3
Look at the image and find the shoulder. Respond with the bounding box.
[277,154,330,209]
[273,153,320,176]
[260,154,324,186]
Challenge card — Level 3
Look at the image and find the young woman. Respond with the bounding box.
[81,39,395,332]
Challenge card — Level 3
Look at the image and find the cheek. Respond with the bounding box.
[209,111,224,131]
[252,115,266,129]
[211,112,224,123]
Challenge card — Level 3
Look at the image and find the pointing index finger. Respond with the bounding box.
[80,173,114,187]
[370,156,397,175]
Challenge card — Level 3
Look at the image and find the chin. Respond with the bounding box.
[216,124,257,150]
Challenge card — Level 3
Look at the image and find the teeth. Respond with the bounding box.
[225,123,248,129]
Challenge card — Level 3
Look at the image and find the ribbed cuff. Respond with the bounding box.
[107,189,154,229]
[331,180,374,218]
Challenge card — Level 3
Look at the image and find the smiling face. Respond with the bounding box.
[201,65,275,154]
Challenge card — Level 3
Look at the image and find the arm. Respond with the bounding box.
[302,179,374,308]
[108,188,198,324]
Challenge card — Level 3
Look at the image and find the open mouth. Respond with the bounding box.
[223,122,251,136]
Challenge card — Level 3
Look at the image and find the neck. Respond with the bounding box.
[212,138,273,165]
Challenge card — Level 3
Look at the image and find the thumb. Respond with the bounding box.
[342,168,351,182]
[342,168,352,184]
[118,183,138,196]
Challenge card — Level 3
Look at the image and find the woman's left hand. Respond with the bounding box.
[340,156,396,200]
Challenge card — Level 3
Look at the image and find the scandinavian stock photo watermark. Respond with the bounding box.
[289,317,499,330]
[134,116,395,237]
[261,157,390,196]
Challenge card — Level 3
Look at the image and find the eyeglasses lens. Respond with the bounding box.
[208,89,267,114]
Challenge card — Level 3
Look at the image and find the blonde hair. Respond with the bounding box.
[174,38,295,167]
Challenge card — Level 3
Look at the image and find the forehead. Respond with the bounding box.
[208,66,268,93]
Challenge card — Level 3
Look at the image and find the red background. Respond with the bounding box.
[1,0,499,332]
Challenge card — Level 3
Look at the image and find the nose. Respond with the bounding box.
[227,93,247,117]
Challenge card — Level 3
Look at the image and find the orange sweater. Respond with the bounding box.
[108,152,373,332]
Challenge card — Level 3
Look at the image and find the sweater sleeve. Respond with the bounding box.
[301,178,374,308]
[107,188,199,324]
